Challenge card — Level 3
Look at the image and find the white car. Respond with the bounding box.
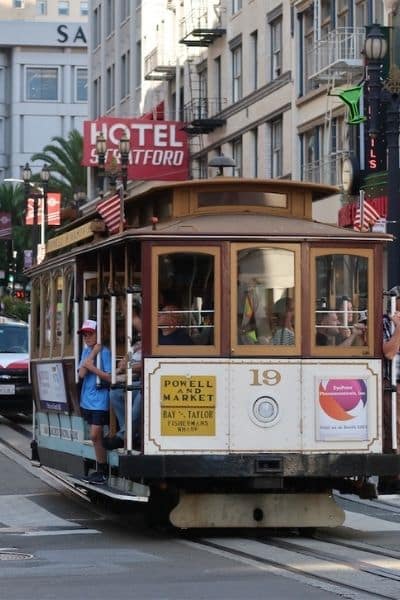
[0,317,31,414]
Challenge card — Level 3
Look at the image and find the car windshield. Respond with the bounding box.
[0,325,28,353]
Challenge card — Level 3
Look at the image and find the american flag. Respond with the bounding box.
[353,199,381,231]
[0,212,11,239]
[96,193,122,234]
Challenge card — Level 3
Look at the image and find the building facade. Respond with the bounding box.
[88,1,389,221]
[0,0,88,179]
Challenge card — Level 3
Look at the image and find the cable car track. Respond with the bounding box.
[186,534,400,600]
[2,413,400,599]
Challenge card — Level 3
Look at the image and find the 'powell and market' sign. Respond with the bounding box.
[83,118,189,181]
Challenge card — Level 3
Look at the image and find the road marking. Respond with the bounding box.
[23,528,100,537]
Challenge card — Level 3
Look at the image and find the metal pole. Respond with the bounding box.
[384,92,400,290]
[389,294,398,450]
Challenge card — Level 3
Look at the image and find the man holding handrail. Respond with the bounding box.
[381,287,400,493]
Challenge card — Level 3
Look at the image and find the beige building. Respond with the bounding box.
[89,1,389,220]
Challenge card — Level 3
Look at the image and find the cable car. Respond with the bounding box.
[29,177,400,528]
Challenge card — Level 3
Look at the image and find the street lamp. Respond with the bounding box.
[364,24,400,289]
[40,164,50,255]
[22,162,51,265]
[95,131,130,193]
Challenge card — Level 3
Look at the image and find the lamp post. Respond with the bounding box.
[94,132,130,233]
[39,164,50,256]
[364,24,400,289]
[95,132,130,192]
[22,162,51,265]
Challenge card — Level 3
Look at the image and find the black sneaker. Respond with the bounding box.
[87,471,107,485]
[103,435,124,450]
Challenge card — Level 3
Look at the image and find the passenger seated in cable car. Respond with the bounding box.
[316,311,366,346]
[269,297,295,345]
[158,304,194,345]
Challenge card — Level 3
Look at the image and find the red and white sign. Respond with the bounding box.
[25,193,61,226]
[83,117,189,181]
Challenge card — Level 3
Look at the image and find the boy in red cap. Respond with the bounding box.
[78,319,111,484]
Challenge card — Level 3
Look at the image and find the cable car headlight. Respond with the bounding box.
[250,396,280,427]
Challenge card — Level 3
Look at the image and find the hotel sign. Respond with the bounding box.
[83,117,189,181]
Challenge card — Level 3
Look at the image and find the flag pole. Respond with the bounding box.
[359,188,365,231]
[118,183,124,234]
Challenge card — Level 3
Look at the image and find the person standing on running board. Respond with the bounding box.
[78,319,111,485]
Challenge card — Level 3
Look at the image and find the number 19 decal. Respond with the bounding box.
[250,369,281,386]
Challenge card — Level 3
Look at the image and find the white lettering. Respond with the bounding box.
[154,124,168,146]
[89,121,183,149]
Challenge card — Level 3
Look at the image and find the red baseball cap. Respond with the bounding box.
[78,319,97,334]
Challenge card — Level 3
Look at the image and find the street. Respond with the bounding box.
[1,415,400,600]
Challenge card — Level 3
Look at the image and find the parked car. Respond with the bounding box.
[0,316,31,414]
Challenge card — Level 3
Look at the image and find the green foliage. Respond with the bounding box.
[0,183,32,274]
[1,295,30,323]
[30,129,87,207]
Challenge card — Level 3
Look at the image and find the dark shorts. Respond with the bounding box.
[81,408,109,426]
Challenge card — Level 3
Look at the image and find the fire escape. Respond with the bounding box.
[144,20,176,82]
[179,3,227,176]
[306,27,365,185]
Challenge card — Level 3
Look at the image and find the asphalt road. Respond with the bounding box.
[0,442,348,600]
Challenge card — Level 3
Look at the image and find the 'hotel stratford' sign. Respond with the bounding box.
[83,118,189,181]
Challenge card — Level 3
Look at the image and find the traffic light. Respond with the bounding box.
[14,290,25,300]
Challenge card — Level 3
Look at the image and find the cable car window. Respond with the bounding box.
[31,277,40,358]
[43,274,51,355]
[152,247,220,355]
[233,244,301,355]
[53,272,63,355]
[64,267,74,355]
[313,251,372,353]
[197,191,287,208]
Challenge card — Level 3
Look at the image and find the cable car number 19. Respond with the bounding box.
[250,369,281,386]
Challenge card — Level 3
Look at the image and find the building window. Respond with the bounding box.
[106,0,115,36]
[14,0,24,7]
[232,0,242,14]
[250,30,258,90]
[301,125,324,183]
[198,66,208,117]
[270,17,282,80]
[36,0,47,14]
[250,128,258,178]
[214,56,222,112]
[300,5,318,95]
[320,0,333,40]
[120,51,130,99]
[26,67,58,101]
[93,7,101,48]
[271,118,283,178]
[93,77,101,118]
[80,1,88,16]
[58,1,70,16]
[121,0,130,21]
[135,41,141,86]
[106,65,115,110]
[76,67,88,102]
[232,137,242,177]
[231,44,242,102]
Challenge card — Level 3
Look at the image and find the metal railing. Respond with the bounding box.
[302,152,348,186]
[184,97,227,121]
[308,27,365,81]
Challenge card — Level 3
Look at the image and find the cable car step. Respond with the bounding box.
[66,474,150,502]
